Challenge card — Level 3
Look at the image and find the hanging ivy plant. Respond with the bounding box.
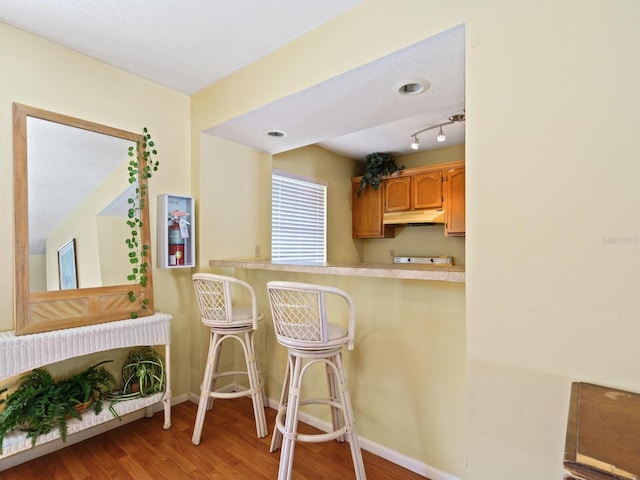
[126,128,159,318]
[357,152,404,195]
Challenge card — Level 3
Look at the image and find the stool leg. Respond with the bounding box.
[334,353,366,479]
[326,360,345,442]
[192,331,221,445]
[278,354,303,480]
[207,337,223,411]
[270,357,291,453]
[244,330,268,438]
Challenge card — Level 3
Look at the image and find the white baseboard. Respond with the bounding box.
[265,397,460,480]
[190,386,461,480]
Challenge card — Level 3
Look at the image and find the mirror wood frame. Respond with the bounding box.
[13,103,155,335]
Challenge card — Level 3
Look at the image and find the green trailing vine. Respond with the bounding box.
[126,128,159,318]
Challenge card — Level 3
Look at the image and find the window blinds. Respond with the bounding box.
[271,171,326,263]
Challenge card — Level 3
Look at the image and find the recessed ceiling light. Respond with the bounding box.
[265,129,287,138]
[396,80,430,96]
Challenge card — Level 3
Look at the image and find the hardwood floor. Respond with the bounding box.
[3,397,428,479]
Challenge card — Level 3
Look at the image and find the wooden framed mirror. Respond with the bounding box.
[13,103,155,335]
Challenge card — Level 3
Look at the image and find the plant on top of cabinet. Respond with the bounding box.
[357,152,404,196]
[126,128,159,318]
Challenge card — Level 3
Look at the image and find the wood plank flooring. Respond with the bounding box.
[2,397,428,479]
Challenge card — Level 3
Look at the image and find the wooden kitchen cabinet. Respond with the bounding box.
[384,170,443,212]
[384,176,411,211]
[352,161,464,239]
[412,171,443,209]
[444,166,465,236]
[352,177,395,238]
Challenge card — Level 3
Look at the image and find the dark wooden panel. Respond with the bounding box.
[564,382,640,479]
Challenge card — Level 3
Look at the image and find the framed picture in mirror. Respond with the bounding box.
[57,238,78,290]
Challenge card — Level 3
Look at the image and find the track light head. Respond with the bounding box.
[410,111,464,149]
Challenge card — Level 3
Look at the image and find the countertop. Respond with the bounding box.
[208,259,465,283]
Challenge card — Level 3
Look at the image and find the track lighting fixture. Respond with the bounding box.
[409,112,465,150]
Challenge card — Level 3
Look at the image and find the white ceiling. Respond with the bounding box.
[0,0,362,95]
[207,24,465,158]
[1,0,465,160]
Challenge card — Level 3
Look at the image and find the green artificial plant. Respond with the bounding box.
[358,152,404,195]
[126,128,159,318]
[0,361,117,453]
[106,346,166,420]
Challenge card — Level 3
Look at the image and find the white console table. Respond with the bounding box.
[0,312,172,462]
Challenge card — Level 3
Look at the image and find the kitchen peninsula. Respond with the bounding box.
[208,259,465,283]
[207,256,466,477]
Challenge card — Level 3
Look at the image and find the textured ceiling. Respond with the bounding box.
[206,24,465,159]
[5,3,465,253]
[2,1,465,159]
[0,0,361,95]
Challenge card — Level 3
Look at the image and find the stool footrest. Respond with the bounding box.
[274,398,346,442]
[204,389,253,399]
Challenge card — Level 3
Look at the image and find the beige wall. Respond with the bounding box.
[4,0,640,478]
[192,0,640,478]
[0,23,192,396]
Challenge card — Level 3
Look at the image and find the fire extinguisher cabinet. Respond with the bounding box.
[157,194,195,268]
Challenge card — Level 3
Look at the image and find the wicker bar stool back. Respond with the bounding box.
[191,273,267,445]
[267,281,366,480]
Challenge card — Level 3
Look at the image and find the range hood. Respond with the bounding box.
[382,209,445,225]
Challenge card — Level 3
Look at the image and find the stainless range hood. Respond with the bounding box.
[382,209,445,225]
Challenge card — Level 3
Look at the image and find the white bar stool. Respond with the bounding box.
[267,281,366,480]
[191,273,268,445]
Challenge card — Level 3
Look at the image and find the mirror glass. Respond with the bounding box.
[14,103,155,335]
[27,116,136,292]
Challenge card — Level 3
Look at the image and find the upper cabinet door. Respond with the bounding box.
[412,172,443,209]
[384,176,411,212]
[445,167,466,236]
[352,178,395,239]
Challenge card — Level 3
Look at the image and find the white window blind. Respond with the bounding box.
[272,170,327,263]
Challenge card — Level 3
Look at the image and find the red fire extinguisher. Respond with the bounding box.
[168,218,184,266]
